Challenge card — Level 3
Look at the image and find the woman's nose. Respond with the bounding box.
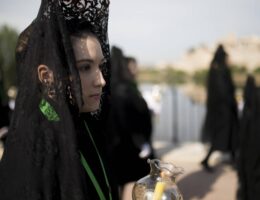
[94,70,106,87]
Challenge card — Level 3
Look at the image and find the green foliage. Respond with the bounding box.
[192,69,208,86]
[162,67,187,85]
[138,68,161,83]
[138,67,188,85]
[253,67,260,74]
[231,65,247,74]
[0,25,18,96]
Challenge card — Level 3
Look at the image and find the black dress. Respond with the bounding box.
[77,114,119,200]
[202,46,238,153]
[237,75,260,200]
[107,46,155,186]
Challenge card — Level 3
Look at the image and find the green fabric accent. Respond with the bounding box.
[81,121,113,200]
[80,152,106,200]
[39,99,60,121]
[80,121,112,200]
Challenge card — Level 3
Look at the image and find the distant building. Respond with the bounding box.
[156,35,260,73]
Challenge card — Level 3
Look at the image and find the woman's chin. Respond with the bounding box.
[80,105,100,113]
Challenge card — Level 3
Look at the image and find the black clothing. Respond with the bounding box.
[0,100,86,199]
[0,100,116,200]
[77,114,115,200]
[201,45,238,171]
[237,75,260,200]
[0,68,10,134]
[109,83,154,185]
[0,104,10,129]
[107,47,154,186]
[202,45,238,152]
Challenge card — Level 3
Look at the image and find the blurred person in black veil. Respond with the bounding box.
[107,46,155,199]
[0,0,119,199]
[201,44,239,172]
[237,75,260,200]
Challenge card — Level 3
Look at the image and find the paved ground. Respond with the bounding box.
[154,141,238,200]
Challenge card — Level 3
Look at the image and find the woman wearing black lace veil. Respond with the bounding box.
[0,0,118,199]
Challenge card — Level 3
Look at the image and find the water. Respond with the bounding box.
[139,83,206,143]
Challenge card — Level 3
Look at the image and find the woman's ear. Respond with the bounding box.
[37,64,54,84]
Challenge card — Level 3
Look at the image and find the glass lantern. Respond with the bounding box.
[132,159,184,200]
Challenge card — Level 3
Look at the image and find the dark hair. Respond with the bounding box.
[68,21,96,38]
[69,22,103,59]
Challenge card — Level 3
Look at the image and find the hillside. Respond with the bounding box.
[161,34,260,73]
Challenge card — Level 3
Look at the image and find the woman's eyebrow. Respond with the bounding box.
[76,59,93,64]
[76,58,106,64]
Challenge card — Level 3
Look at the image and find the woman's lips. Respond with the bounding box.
[89,93,101,101]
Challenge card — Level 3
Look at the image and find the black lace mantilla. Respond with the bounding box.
[41,0,110,56]
[38,0,111,109]
[61,0,109,21]
[44,1,109,36]
[43,0,109,19]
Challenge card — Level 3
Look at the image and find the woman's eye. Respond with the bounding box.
[78,64,90,72]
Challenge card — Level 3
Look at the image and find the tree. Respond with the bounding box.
[0,25,19,99]
[162,67,187,85]
[192,69,208,86]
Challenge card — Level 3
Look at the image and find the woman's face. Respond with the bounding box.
[71,34,106,113]
[128,60,138,77]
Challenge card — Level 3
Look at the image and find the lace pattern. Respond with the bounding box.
[40,0,109,57]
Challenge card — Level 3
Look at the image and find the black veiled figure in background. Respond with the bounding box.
[106,46,155,199]
[201,44,239,172]
[237,75,260,200]
[0,1,119,199]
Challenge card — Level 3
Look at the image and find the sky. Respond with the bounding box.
[0,0,260,66]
